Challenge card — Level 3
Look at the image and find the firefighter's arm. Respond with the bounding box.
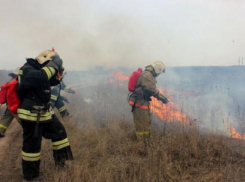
[155,93,169,104]
[46,56,64,86]
[141,73,159,96]
[22,66,56,87]
[141,73,168,103]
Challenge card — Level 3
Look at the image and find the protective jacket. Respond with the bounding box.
[129,67,159,110]
[17,58,58,122]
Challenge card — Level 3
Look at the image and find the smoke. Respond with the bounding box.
[156,66,245,136]
[1,0,245,70]
[62,65,245,137]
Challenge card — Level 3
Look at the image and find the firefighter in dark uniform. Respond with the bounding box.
[17,50,73,181]
[51,81,75,118]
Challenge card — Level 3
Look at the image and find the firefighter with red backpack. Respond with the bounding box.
[0,68,21,137]
[17,50,73,181]
[128,61,168,153]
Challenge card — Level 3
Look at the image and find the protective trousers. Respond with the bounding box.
[0,108,17,134]
[133,107,151,153]
[133,107,151,137]
[21,114,73,181]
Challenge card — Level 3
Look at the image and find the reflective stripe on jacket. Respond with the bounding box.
[17,59,57,122]
[17,108,52,122]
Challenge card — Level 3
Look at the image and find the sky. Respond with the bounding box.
[0,0,245,70]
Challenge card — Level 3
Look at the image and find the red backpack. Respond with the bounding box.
[128,68,142,92]
[0,78,21,114]
[0,84,7,104]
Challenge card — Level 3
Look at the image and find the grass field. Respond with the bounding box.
[38,93,245,182]
[1,69,245,181]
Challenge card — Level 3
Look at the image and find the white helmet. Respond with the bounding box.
[36,50,58,64]
[152,61,165,75]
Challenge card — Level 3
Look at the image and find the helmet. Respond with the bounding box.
[151,61,165,75]
[8,67,20,78]
[36,50,58,64]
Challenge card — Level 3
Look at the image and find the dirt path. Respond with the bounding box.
[0,121,23,182]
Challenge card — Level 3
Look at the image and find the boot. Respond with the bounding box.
[55,157,66,169]
[136,135,146,156]
[25,176,43,181]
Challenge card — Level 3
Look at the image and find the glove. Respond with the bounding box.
[65,88,75,94]
[157,93,169,104]
[46,55,63,73]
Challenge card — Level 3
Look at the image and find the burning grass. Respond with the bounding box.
[3,71,245,181]
[150,89,189,124]
[3,96,245,182]
[35,95,245,182]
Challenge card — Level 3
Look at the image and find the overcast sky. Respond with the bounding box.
[0,0,245,70]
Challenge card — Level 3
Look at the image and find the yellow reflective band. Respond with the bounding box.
[22,151,41,157]
[18,109,51,117]
[22,151,41,161]
[0,124,7,129]
[22,156,40,161]
[18,114,52,121]
[52,138,68,146]
[64,87,70,90]
[52,142,70,150]
[42,67,52,79]
[18,75,21,84]
[18,70,23,75]
[48,67,56,75]
[59,106,66,112]
[136,131,149,136]
[42,67,55,80]
[52,138,69,150]
[51,95,58,100]
[17,109,52,122]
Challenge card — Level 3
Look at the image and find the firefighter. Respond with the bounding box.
[129,61,168,153]
[17,50,73,181]
[0,68,21,138]
[51,81,75,118]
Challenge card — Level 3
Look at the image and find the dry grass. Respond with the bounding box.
[36,99,245,182]
[3,87,245,182]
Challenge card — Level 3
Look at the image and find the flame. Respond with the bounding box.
[110,72,245,139]
[111,72,189,124]
[231,127,245,139]
[150,89,189,124]
[113,72,129,81]
[110,72,129,86]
